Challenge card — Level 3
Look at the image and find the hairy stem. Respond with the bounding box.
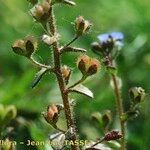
[30,57,51,69]
[111,74,126,150]
[68,76,87,90]
[62,35,79,50]
[90,138,105,148]
[48,6,79,150]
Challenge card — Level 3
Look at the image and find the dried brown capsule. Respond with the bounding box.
[12,36,37,58]
[75,16,92,36]
[61,65,71,85]
[77,55,89,75]
[43,104,59,124]
[30,2,50,23]
[77,55,100,76]
[87,59,100,76]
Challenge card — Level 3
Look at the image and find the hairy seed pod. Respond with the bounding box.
[75,16,92,36]
[87,59,100,76]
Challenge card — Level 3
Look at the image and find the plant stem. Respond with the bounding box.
[30,57,51,69]
[90,138,105,148]
[62,35,79,49]
[68,76,87,90]
[48,6,79,150]
[111,74,126,150]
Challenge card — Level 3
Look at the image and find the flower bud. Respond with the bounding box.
[129,87,146,104]
[42,34,57,45]
[61,65,71,85]
[91,42,103,55]
[43,104,59,124]
[104,130,122,141]
[75,16,92,36]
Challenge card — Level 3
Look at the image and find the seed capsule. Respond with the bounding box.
[75,16,92,36]
[43,104,59,124]
[77,55,100,76]
[129,87,146,104]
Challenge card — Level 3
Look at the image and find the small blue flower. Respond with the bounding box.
[97,32,124,43]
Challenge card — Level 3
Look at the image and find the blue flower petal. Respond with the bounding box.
[97,33,109,43]
[110,32,124,40]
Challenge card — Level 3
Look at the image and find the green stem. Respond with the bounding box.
[62,35,79,50]
[68,76,87,90]
[111,74,126,150]
[48,6,79,150]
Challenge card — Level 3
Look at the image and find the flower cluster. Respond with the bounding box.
[91,32,124,57]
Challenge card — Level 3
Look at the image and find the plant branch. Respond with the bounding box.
[90,138,105,148]
[67,75,87,90]
[61,35,79,51]
[30,57,52,69]
[48,6,79,150]
[53,124,66,133]
[111,74,126,150]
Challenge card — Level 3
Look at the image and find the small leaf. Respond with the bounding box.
[62,46,86,54]
[107,66,117,75]
[49,132,66,150]
[85,143,112,150]
[70,84,94,98]
[32,68,48,88]
[91,112,102,126]
[102,110,112,129]
[107,141,121,149]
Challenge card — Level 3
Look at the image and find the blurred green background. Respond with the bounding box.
[0,0,150,149]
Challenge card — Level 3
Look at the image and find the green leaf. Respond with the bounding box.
[70,84,94,98]
[91,112,102,126]
[107,141,121,149]
[31,68,48,88]
[85,143,112,150]
[49,132,66,150]
[102,110,112,129]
